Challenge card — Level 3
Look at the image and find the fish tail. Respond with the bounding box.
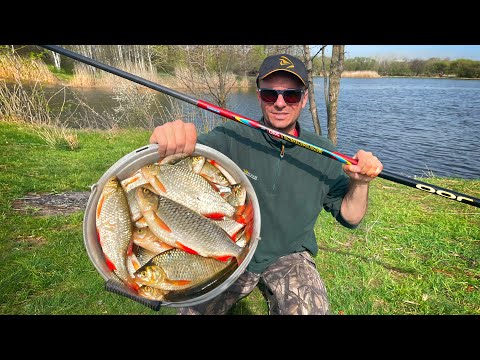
[235,249,247,266]
[121,174,141,188]
[121,172,148,192]
[244,221,253,243]
[229,228,242,242]
[232,211,246,225]
[235,204,246,216]
[232,207,247,224]
[129,252,141,271]
[237,199,254,224]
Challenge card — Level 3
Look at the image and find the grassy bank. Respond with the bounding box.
[0,121,478,315]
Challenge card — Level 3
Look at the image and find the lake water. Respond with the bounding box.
[326,77,480,180]
[226,77,480,179]
[45,77,480,179]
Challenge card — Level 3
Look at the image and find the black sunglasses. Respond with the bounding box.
[257,88,305,104]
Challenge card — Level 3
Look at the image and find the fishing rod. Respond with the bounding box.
[40,45,480,208]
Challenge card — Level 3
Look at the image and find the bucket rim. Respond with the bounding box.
[83,143,261,307]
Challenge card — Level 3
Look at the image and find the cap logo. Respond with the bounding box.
[279,55,294,69]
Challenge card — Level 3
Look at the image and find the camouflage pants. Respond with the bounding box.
[177,251,330,315]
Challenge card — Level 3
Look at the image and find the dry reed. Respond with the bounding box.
[69,61,168,88]
[0,78,79,150]
[0,52,57,84]
[341,71,381,78]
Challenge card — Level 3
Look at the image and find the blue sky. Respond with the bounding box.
[311,45,480,61]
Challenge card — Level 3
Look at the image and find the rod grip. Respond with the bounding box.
[104,279,163,311]
[332,151,357,165]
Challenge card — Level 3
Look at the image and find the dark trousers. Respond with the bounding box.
[177,251,330,315]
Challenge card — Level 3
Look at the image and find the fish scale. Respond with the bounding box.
[142,162,236,218]
[135,187,245,264]
[96,176,138,290]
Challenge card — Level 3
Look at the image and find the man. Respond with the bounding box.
[149,53,383,315]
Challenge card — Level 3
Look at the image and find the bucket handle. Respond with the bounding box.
[105,279,163,311]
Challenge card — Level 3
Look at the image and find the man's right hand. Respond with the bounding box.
[149,119,197,159]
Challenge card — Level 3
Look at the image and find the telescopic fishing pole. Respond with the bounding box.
[40,45,480,208]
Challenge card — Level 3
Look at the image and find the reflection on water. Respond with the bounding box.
[27,77,480,179]
[40,84,224,131]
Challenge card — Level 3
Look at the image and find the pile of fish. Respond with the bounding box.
[95,153,254,301]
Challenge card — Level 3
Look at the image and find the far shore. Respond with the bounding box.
[1,70,478,90]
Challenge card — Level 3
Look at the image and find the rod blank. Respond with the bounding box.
[40,45,480,208]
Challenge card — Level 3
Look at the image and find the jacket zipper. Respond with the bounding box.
[272,144,284,192]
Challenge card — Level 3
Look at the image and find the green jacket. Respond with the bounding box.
[198,118,357,273]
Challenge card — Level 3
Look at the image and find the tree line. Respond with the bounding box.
[4,45,479,79]
[2,45,478,146]
[341,56,480,78]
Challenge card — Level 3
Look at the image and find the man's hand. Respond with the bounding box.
[149,119,197,159]
[340,150,383,225]
[342,150,383,182]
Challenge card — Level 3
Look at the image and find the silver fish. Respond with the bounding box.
[138,285,169,301]
[223,183,247,207]
[134,217,148,228]
[135,246,158,267]
[135,187,245,264]
[140,162,236,219]
[96,176,139,291]
[121,168,150,193]
[134,248,233,291]
[207,159,237,185]
[161,154,206,174]
[126,188,143,222]
[213,217,245,239]
[199,159,231,187]
[132,226,174,255]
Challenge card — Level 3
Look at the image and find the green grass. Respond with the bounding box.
[47,65,74,82]
[1,121,479,315]
[314,177,480,315]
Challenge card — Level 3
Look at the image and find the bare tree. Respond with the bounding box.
[172,45,238,112]
[321,46,329,123]
[326,45,345,145]
[51,51,61,70]
[303,45,323,135]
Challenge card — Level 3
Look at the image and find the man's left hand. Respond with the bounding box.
[342,150,383,182]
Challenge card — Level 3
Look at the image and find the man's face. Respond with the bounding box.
[257,72,308,134]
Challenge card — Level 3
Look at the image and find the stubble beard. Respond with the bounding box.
[264,115,297,134]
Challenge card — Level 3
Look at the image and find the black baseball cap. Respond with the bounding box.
[256,54,308,87]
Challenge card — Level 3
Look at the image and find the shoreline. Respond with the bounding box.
[2,73,479,90]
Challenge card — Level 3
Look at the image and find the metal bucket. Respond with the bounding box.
[83,143,261,310]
